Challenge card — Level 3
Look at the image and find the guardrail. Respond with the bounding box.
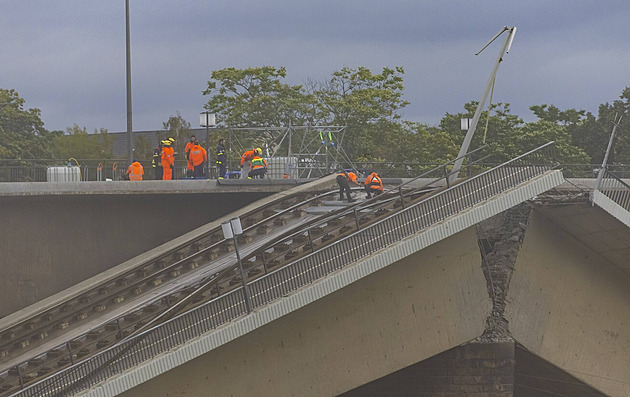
[0,151,492,182]
[596,169,630,211]
[13,142,557,397]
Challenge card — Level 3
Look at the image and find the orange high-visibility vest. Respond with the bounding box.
[185,141,195,170]
[127,162,144,181]
[251,156,267,170]
[190,145,207,166]
[365,172,383,192]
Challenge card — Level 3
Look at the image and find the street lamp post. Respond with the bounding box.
[125,0,133,164]
[200,112,216,178]
[221,217,252,313]
[451,26,517,181]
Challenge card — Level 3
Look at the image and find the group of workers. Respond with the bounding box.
[127,135,208,181]
[240,147,268,179]
[128,140,384,199]
[336,170,383,202]
[148,137,176,180]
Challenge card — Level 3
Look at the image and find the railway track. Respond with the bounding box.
[0,188,338,393]
[0,177,444,396]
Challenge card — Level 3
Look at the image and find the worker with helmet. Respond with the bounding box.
[189,139,208,178]
[126,159,144,181]
[161,138,175,180]
[248,153,268,179]
[240,147,262,179]
[336,170,358,202]
[364,171,384,198]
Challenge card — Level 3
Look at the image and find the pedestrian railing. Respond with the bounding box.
[595,169,630,211]
[12,142,557,397]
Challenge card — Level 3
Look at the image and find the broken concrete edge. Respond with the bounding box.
[475,204,531,343]
[0,175,339,332]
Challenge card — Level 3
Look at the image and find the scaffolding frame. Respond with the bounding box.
[225,125,353,178]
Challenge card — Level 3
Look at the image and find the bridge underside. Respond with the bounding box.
[116,198,630,397]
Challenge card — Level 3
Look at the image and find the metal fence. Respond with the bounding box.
[596,169,630,211]
[0,150,491,182]
[13,142,557,397]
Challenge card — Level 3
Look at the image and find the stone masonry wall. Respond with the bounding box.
[342,342,515,396]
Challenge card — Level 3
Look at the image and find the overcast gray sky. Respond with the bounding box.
[1,1,629,133]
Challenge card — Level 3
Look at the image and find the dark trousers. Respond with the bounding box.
[193,164,205,178]
[217,162,227,179]
[365,185,383,198]
[154,166,163,180]
[248,168,266,179]
[336,175,352,200]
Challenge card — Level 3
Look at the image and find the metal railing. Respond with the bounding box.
[13,142,557,397]
[0,148,489,182]
[596,169,630,211]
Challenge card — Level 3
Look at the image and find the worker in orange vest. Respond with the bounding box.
[189,139,208,178]
[126,159,144,181]
[161,138,175,180]
[336,170,358,202]
[184,135,196,178]
[240,147,261,179]
[364,171,383,198]
[248,154,267,179]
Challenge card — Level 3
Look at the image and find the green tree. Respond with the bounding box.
[516,120,590,165]
[440,102,523,163]
[312,66,409,158]
[51,124,113,160]
[203,66,313,128]
[594,87,630,165]
[0,88,56,160]
[530,104,586,126]
[133,135,153,162]
[441,102,589,165]
[202,66,409,161]
[162,112,192,160]
[529,103,606,164]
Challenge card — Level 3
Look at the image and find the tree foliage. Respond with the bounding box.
[51,124,113,160]
[203,66,311,127]
[3,78,630,177]
[0,89,55,160]
[161,112,193,159]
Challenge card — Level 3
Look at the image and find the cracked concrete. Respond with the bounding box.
[475,203,531,343]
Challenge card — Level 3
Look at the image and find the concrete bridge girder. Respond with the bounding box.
[507,205,630,396]
[118,226,490,397]
[118,193,630,397]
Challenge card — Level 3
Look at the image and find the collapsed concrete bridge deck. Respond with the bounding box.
[2,165,630,396]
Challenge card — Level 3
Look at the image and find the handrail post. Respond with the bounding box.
[398,186,405,209]
[17,365,24,389]
[116,318,125,341]
[66,341,75,365]
[444,165,450,188]
[261,250,268,274]
[307,229,315,253]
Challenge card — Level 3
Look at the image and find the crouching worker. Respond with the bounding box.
[240,147,261,179]
[364,171,383,198]
[127,159,144,181]
[248,154,267,179]
[336,170,358,202]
